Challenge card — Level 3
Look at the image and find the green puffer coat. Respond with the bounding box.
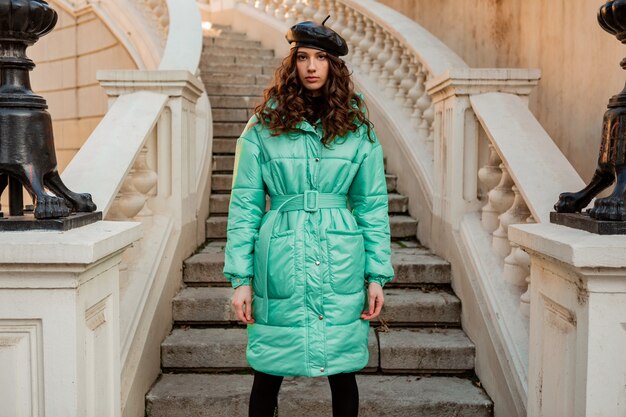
[223,99,394,377]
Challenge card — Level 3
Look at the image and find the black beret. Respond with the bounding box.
[285,17,349,57]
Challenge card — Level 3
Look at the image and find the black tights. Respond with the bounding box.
[249,370,359,417]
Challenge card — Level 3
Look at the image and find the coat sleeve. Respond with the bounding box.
[347,132,395,288]
[222,118,266,289]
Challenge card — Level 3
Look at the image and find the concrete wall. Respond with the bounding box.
[28,3,138,172]
[378,0,625,183]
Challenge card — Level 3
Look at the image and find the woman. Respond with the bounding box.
[222,18,394,417]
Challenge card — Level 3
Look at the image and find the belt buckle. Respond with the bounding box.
[304,190,319,212]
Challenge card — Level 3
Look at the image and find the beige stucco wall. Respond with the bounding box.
[379,0,625,182]
[28,3,138,172]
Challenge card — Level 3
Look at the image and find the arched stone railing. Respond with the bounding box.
[203,2,585,416]
[61,0,208,415]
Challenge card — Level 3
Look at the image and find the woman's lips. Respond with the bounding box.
[305,77,320,82]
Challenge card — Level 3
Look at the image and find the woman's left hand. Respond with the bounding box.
[361,282,384,320]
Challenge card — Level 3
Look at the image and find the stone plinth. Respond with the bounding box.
[509,223,626,417]
[0,221,141,417]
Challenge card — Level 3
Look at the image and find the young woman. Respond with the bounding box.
[222,18,394,417]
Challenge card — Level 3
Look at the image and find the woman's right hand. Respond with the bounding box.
[232,285,255,324]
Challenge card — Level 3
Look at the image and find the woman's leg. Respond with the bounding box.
[328,371,359,417]
[249,370,284,417]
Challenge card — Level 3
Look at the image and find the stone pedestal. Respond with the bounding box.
[509,223,626,417]
[0,221,141,417]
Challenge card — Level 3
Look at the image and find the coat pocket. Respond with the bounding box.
[254,229,297,299]
[326,228,366,295]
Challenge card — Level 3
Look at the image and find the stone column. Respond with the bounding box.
[0,221,141,417]
[510,223,626,417]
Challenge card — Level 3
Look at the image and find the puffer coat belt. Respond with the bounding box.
[257,190,347,322]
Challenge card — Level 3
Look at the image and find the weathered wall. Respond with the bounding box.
[28,3,138,172]
[379,0,625,182]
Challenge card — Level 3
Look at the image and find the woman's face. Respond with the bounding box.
[295,47,329,96]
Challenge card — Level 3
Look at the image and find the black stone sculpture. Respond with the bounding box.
[0,0,97,224]
[554,0,626,232]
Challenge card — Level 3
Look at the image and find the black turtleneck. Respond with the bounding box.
[303,93,325,125]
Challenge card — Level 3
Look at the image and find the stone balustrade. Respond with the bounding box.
[134,0,170,44]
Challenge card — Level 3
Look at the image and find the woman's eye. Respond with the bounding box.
[318,55,327,60]
[297,55,307,61]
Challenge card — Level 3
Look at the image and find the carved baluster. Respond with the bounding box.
[340,6,355,49]
[490,166,515,256]
[291,0,305,20]
[519,215,536,317]
[107,145,157,221]
[402,56,419,113]
[302,0,316,20]
[285,0,299,24]
[484,163,514,234]
[423,102,435,154]
[313,0,327,22]
[358,19,375,74]
[394,49,410,106]
[132,147,158,220]
[383,39,401,98]
[414,88,431,137]
[350,14,365,67]
[410,66,426,128]
[368,25,385,79]
[277,0,292,20]
[478,144,503,232]
[378,33,393,91]
[326,0,336,21]
[332,1,345,34]
[502,187,532,282]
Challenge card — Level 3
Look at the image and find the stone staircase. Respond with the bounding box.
[145,25,493,417]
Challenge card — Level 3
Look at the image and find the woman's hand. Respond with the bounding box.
[232,285,255,324]
[361,282,384,320]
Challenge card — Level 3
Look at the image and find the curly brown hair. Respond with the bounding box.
[254,47,375,147]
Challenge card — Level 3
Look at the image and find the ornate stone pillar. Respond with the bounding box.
[0,221,141,417]
[510,223,626,417]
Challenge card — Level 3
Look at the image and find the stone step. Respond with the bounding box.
[184,243,449,286]
[146,373,493,417]
[206,215,228,238]
[212,108,251,123]
[201,62,268,75]
[161,327,378,372]
[204,26,248,39]
[209,192,409,214]
[211,173,399,192]
[213,122,248,137]
[209,95,263,109]
[203,45,274,58]
[172,287,459,326]
[206,215,418,240]
[388,193,408,214]
[379,328,474,372]
[389,215,418,239]
[212,155,235,172]
[161,327,473,373]
[204,36,262,49]
[203,73,272,86]
[212,138,238,154]
[201,54,281,66]
[204,83,267,96]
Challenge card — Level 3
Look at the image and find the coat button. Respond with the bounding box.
[318,315,324,320]
[315,260,320,265]
[320,367,325,372]
[315,157,320,162]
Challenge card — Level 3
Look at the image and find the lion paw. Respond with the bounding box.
[589,196,626,221]
[34,195,71,219]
